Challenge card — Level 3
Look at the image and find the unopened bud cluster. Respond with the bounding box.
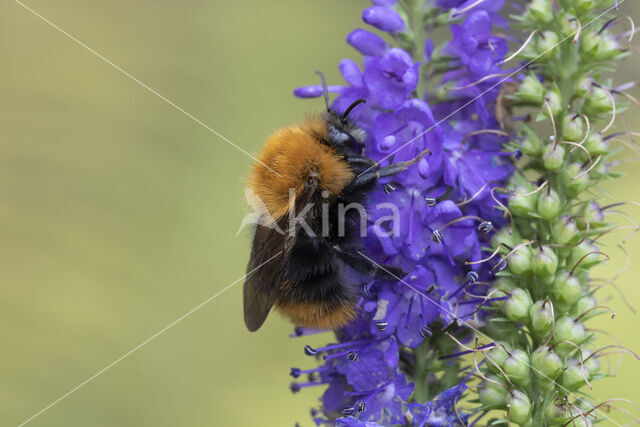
[476,0,631,425]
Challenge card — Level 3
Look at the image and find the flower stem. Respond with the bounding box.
[412,340,431,403]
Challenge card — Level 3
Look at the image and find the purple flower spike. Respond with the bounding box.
[290,1,512,425]
[347,29,388,56]
[362,6,406,34]
[406,383,468,426]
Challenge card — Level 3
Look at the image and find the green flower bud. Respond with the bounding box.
[515,75,546,106]
[479,377,508,408]
[537,188,562,219]
[583,350,601,376]
[559,12,580,37]
[561,358,588,390]
[532,246,558,280]
[553,316,586,355]
[562,114,585,142]
[564,163,590,196]
[546,402,567,425]
[491,227,519,249]
[494,277,517,293]
[572,0,597,14]
[525,0,553,24]
[532,347,563,381]
[584,85,613,115]
[571,295,597,318]
[574,76,592,98]
[537,31,560,58]
[530,300,554,336]
[434,84,450,102]
[486,344,510,373]
[508,245,533,275]
[553,271,582,309]
[506,288,533,323]
[504,349,531,387]
[581,30,621,61]
[551,216,580,245]
[508,390,533,425]
[576,203,605,229]
[510,189,537,217]
[544,89,562,117]
[520,136,542,157]
[583,132,608,155]
[567,241,601,271]
[542,144,565,171]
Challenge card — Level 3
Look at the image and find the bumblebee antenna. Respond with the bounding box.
[315,70,331,111]
[341,98,367,121]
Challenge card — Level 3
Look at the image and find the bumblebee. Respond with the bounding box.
[243,72,428,332]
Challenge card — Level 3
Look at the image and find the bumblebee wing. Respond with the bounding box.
[243,223,285,332]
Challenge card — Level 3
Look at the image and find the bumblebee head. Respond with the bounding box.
[315,70,367,152]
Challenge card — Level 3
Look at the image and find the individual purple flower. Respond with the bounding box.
[362,6,406,34]
[363,48,419,109]
[446,10,507,78]
[406,383,468,426]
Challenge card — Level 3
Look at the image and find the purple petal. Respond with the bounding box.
[347,29,388,56]
[293,84,344,98]
[362,6,406,34]
[339,58,363,87]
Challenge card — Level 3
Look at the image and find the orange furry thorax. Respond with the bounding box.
[248,118,355,221]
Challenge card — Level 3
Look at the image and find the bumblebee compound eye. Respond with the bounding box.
[328,125,353,144]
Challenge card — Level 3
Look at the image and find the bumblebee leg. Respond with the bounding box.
[342,148,430,195]
[376,148,430,178]
[346,156,378,170]
[342,171,379,195]
[333,246,407,279]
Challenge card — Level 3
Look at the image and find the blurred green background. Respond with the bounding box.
[1,1,639,426]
